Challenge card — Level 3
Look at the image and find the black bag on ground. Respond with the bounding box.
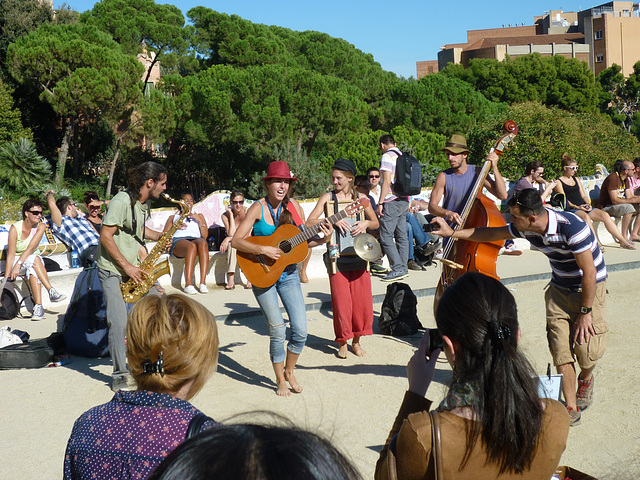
[62,265,109,357]
[0,285,19,320]
[392,149,422,197]
[207,226,227,251]
[0,339,54,369]
[379,282,423,336]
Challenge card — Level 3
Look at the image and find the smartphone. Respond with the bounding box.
[423,222,437,233]
[428,329,443,352]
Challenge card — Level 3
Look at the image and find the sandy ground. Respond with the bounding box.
[1,254,639,479]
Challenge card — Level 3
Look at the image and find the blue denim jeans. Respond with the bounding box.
[253,266,307,363]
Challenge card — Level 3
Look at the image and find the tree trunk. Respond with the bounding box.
[106,139,121,199]
[56,118,73,184]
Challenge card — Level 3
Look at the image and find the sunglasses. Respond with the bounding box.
[231,200,244,205]
[564,166,578,171]
[29,210,43,216]
[368,174,380,179]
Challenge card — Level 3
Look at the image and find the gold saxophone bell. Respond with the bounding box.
[120,193,190,303]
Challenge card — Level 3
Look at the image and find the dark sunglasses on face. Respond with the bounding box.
[29,210,43,216]
[231,200,244,205]
[369,175,380,179]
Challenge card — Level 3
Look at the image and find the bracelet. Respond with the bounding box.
[16,260,23,265]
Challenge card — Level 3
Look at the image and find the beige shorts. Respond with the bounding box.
[545,282,608,369]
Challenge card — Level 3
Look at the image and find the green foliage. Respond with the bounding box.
[0,0,53,79]
[246,144,330,200]
[468,102,640,181]
[442,54,601,113]
[597,62,640,140]
[0,137,52,194]
[0,79,31,146]
[0,197,23,223]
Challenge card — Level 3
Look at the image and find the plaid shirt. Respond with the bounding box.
[51,215,99,256]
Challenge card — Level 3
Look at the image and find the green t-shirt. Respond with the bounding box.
[96,191,150,276]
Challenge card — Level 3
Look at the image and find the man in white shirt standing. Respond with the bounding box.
[376,134,409,281]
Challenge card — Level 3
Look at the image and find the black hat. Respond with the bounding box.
[333,158,357,176]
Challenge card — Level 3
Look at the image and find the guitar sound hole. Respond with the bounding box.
[279,241,292,254]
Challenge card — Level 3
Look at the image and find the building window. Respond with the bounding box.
[595,30,603,40]
[596,54,604,63]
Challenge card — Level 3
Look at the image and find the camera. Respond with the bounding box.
[423,222,437,233]
[428,329,444,352]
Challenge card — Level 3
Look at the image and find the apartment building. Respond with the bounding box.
[417,2,640,79]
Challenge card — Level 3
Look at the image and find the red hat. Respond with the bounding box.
[262,161,297,181]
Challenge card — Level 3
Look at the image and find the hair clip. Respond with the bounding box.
[142,350,165,377]
[496,323,511,340]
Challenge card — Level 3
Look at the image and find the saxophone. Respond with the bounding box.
[120,193,191,303]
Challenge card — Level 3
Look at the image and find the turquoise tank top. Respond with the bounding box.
[252,202,277,237]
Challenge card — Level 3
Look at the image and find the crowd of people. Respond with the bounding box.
[3,134,638,479]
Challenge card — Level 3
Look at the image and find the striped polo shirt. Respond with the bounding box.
[508,209,607,288]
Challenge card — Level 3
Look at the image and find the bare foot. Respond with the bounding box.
[300,272,309,283]
[284,370,303,393]
[244,282,252,289]
[337,343,348,359]
[352,343,367,357]
[276,381,291,397]
[225,284,235,290]
[629,235,640,242]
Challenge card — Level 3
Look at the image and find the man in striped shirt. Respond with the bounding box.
[431,188,607,426]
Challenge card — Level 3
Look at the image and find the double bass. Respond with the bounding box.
[433,121,518,311]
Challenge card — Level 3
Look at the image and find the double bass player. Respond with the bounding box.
[428,134,508,229]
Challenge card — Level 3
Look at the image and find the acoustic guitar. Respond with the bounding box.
[237,197,369,288]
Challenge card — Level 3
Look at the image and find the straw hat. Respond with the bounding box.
[442,134,470,154]
[262,161,297,181]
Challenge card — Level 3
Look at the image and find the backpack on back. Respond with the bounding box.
[392,149,422,197]
[379,282,423,336]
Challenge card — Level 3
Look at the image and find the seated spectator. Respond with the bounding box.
[596,159,640,245]
[163,192,210,295]
[148,418,362,480]
[83,190,108,234]
[627,158,640,241]
[219,190,252,289]
[3,199,66,320]
[46,190,101,263]
[64,294,219,480]
[406,198,439,271]
[376,272,569,480]
[554,154,633,250]
[514,161,557,202]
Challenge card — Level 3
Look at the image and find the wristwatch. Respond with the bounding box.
[580,306,592,314]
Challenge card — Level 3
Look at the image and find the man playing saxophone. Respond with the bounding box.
[97,161,168,392]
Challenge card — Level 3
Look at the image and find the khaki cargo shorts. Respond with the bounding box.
[545,281,608,369]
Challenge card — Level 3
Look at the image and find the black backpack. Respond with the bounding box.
[379,282,423,336]
[0,284,19,320]
[392,148,422,197]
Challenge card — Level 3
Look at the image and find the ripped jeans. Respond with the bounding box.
[253,266,307,363]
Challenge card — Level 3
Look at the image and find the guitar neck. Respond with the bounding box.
[288,210,350,247]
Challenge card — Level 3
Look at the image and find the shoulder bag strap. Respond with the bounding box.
[185,412,214,440]
[386,435,399,480]
[429,410,444,480]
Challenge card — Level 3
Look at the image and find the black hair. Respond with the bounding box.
[127,161,168,202]
[507,188,545,216]
[22,198,43,219]
[366,167,380,175]
[613,159,626,174]
[523,161,543,176]
[435,272,544,474]
[83,190,99,205]
[180,191,194,200]
[634,158,640,169]
[56,197,73,215]
[148,421,362,480]
[379,134,395,146]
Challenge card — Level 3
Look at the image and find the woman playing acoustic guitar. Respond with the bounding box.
[307,159,379,359]
[231,161,332,397]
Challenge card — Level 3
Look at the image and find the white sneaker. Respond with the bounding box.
[184,285,198,295]
[198,283,209,293]
[48,288,67,303]
[32,304,44,320]
[502,244,523,256]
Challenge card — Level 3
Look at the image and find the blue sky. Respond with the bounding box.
[64,0,592,78]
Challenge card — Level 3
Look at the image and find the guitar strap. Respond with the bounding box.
[286,202,304,227]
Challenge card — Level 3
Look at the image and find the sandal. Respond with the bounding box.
[599,245,605,252]
[154,282,166,295]
[224,284,235,290]
[622,243,636,250]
